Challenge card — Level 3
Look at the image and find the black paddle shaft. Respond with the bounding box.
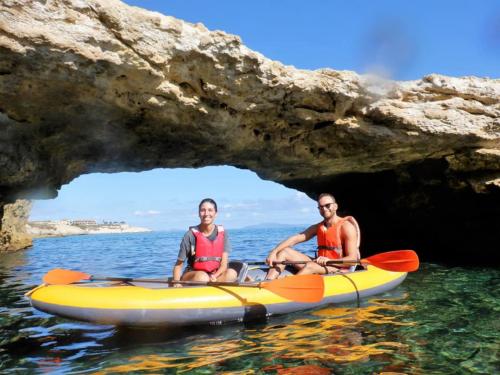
[246,260,361,266]
[90,276,261,287]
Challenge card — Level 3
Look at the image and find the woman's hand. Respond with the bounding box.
[172,280,183,288]
[315,256,330,266]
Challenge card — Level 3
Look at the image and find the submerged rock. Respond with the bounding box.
[0,0,498,263]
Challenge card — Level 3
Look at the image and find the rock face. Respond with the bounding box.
[0,0,499,263]
[0,199,32,252]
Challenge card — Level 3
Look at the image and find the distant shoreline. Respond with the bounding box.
[26,222,306,238]
[239,223,307,230]
[26,220,152,238]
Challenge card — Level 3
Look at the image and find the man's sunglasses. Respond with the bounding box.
[317,203,335,210]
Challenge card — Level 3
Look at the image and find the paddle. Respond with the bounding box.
[248,250,419,272]
[41,270,324,303]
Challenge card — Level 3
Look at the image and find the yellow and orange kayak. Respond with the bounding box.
[28,265,406,326]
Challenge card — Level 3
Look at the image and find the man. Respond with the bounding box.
[265,193,360,279]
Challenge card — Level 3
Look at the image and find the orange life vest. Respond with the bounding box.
[191,225,224,273]
[316,216,360,259]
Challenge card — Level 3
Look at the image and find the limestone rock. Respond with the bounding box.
[0,199,32,252]
[0,0,498,263]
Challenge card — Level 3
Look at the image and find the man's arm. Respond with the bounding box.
[339,221,360,261]
[266,224,318,264]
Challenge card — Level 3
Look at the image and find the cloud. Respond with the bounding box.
[294,192,310,201]
[222,202,259,210]
[128,193,317,229]
[133,210,161,216]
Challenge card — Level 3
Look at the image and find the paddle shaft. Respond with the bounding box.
[247,260,363,266]
[90,276,169,283]
[169,280,263,287]
[42,269,325,303]
[246,250,419,272]
[88,276,262,287]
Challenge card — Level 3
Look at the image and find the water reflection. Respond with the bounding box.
[94,301,417,374]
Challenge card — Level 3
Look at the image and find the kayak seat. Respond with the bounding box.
[228,261,249,283]
[245,266,294,282]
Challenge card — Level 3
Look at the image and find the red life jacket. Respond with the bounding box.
[191,225,224,273]
[316,216,360,259]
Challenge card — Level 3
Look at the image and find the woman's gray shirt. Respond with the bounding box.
[177,225,231,267]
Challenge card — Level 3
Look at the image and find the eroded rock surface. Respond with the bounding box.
[0,0,499,263]
[0,199,32,252]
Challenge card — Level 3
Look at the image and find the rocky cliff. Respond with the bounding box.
[0,199,32,252]
[0,0,498,263]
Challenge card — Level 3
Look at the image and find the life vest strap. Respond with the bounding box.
[317,245,342,251]
[194,256,222,262]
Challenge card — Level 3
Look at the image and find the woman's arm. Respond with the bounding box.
[172,259,184,280]
[172,230,192,283]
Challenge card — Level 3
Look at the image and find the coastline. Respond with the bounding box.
[26,221,152,238]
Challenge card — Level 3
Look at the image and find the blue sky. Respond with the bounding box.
[30,0,500,230]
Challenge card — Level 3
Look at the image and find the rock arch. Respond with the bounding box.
[0,0,499,264]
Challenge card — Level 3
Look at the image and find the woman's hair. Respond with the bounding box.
[198,198,218,212]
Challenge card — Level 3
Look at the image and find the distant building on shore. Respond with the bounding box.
[70,220,97,226]
[26,219,151,237]
[30,219,130,227]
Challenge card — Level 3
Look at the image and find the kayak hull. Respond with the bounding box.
[29,266,407,326]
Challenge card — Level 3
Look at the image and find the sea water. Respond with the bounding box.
[0,229,498,374]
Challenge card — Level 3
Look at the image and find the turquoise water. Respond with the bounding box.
[0,229,498,374]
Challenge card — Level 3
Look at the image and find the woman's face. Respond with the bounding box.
[199,202,217,225]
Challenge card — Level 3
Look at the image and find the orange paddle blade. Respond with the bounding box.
[364,250,419,272]
[43,269,91,285]
[261,274,324,303]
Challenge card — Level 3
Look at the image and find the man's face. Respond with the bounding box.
[317,196,337,219]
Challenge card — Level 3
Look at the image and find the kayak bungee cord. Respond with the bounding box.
[338,272,360,308]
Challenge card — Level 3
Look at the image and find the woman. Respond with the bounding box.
[172,198,237,286]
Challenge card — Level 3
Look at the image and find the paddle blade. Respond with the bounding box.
[43,269,91,285]
[262,274,324,303]
[365,250,419,272]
